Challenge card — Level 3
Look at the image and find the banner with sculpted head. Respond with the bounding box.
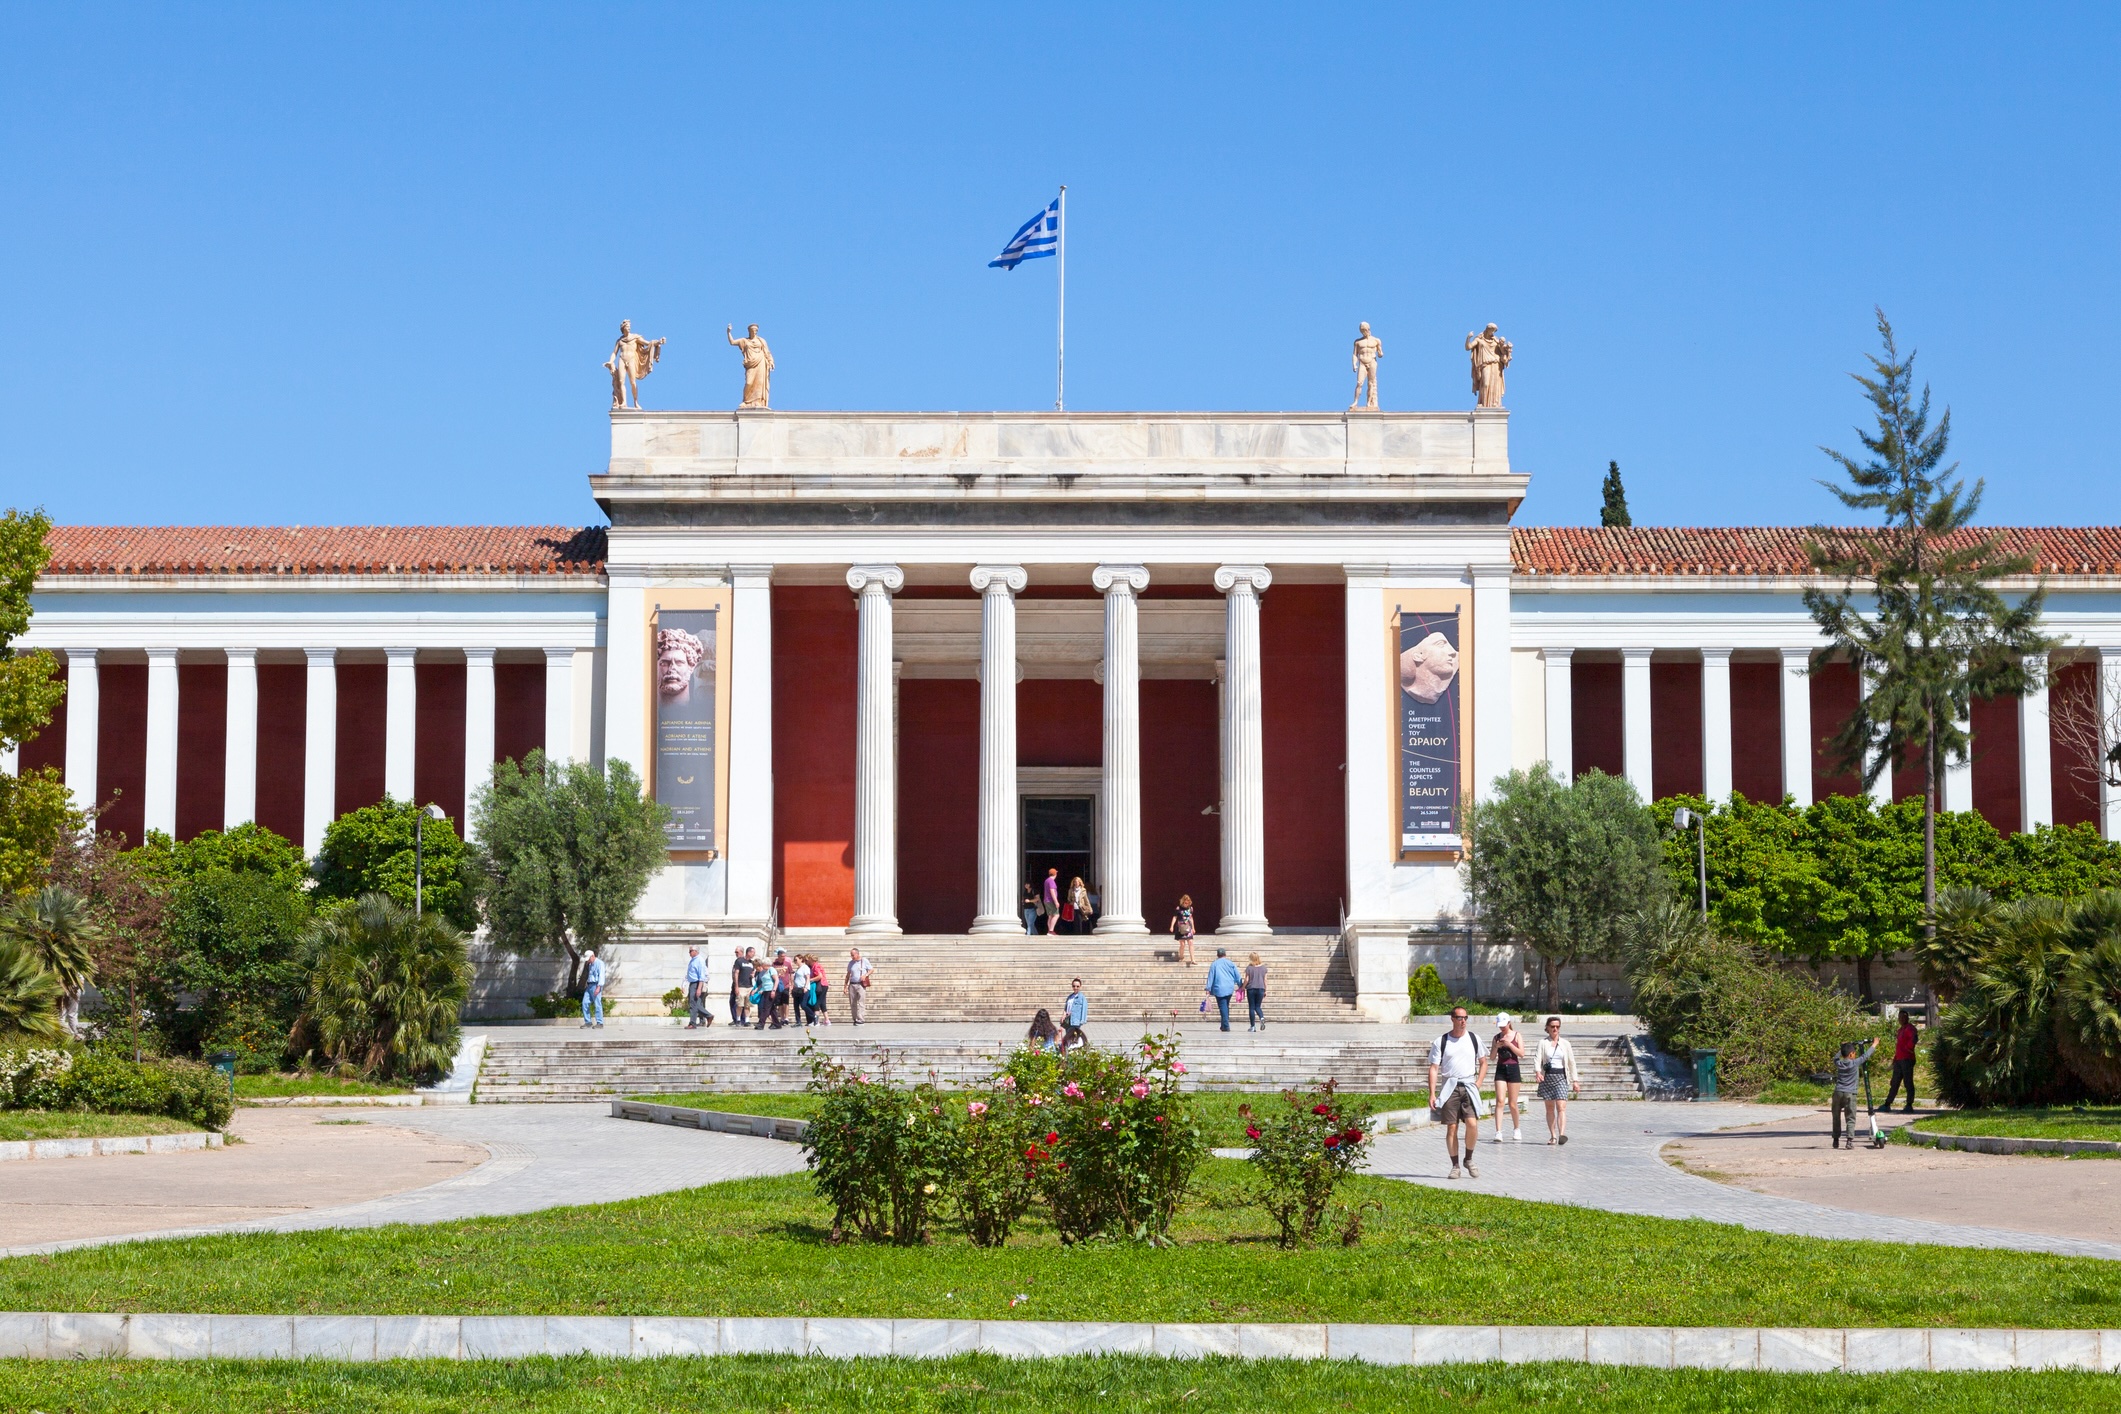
[1398,610,1462,850]
[654,609,718,850]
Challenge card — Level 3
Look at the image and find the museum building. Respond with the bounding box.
[13,407,2121,1020]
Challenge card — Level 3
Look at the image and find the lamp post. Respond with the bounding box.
[414,803,447,918]
[1673,805,1707,920]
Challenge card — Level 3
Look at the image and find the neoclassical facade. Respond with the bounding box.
[14,408,2120,1019]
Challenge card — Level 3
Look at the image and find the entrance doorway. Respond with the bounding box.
[1023,795,1094,926]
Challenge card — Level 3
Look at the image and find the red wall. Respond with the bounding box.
[416,662,468,822]
[1571,659,1623,779]
[1971,693,2022,833]
[494,662,545,767]
[2053,660,2100,828]
[175,663,226,840]
[18,658,64,776]
[897,679,980,933]
[1019,677,1101,767]
[96,664,147,847]
[1810,660,1862,800]
[1649,660,1703,800]
[773,587,857,927]
[1141,680,1221,929]
[1730,659,1782,802]
[1261,584,1345,927]
[335,663,387,816]
[256,664,307,845]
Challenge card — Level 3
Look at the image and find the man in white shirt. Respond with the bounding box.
[845,948,873,1025]
[1427,1005,1488,1179]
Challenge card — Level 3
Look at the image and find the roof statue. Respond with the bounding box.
[1350,322,1382,410]
[1466,323,1512,409]
[605,319,665,410]
[727,323,774,409]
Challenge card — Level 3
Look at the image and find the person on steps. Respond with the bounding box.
[1066,876,1095,935]
[1061,979,1088,1054]
[845,948,873,1026]
[1042,869,1062,936]
[684,945,714,1029]
[1491,1013,1524,1141]
[580,950,606,1029]
[1536,1015,1579,1143]
[1205,948,1242,1032]
[1831,1036,1878,1150]
[730,947,754,1028]
[1022,881,1040,935]
[1244,952,1268,1031]
[1169,894,1197,964]
[1883,1011,1919,1113]
[1427,1006,1487,1178]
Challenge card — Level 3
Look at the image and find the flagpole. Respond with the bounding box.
[1055,185,1066,412]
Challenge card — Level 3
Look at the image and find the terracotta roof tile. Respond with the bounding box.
[1509,526,2121,577]
[43,526,607,578]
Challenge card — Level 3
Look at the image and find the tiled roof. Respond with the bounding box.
[1510,526,2121,577]
[43,526,607,578]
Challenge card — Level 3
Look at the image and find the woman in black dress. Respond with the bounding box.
[1491,1013,1526,1143]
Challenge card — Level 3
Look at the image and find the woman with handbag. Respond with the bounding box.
[1535,1015,1581,1144]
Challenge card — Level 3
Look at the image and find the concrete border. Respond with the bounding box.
[1902,1127,2121,1158]
[610,1100,810,1143]
[0,1314,2115,1370]
[0,1132,223,1163]
[243,1095,422,1109]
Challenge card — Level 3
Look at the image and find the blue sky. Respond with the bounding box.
[2,4,2115,530]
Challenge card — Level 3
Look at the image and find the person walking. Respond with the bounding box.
[845,948,873,1025]
[1491,1013,1524,1141]
[1066,876,1094,935]
[1243,952,1269,1032]
[684,946,713,1029]
[1831,1036,1879,1150]
[1204,948,1242,1032]
[1042,868,1062,936]
[811,954,832,1026]
[1169,894,1197,965]
[1021,881,1040,936]
[769,948,794,1030]
[1428,1006,1487,1178]
[730,947,754,1028]
[580,950,606,1029]
[1883,1010,1919,1113]
[1060,978,1088,1054]
[1535,1015,1580,1144]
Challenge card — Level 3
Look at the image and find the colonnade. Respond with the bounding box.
[840,561,1275,938]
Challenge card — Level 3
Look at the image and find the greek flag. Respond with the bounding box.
[989,198,1059,269]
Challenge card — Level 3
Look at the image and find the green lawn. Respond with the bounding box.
[628,1091,1435,1146]
[4,1160,2116,1329]
[0,1111,204,1142]
[1911,1106,2121,1143]
[1751,1056,1940,1108]
[5,1357,2116,1413]
[235,1073,415,1100]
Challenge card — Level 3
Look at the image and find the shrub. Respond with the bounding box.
[152,866,312,1065]
[0,1044,233,1130]
[1930,890,2121,1107]
[314,801,476,932]
[0,933,64,1042]
[953,1059,1052,1247]
[800,1044,957,1245]
[1039,1032,1205,1245]
[1407,964,1450,1016]
[1241,1079,1377,1248]
[298,895,470,1085]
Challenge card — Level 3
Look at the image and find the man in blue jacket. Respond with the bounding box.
[581,950,607,1029]
[1205,949,1242,1032]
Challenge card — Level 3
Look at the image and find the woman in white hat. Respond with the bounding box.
[1491,1013,1525,1142]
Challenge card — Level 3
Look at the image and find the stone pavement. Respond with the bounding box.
[1363,1100,2121,1262]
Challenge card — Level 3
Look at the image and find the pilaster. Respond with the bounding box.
[1093,564,1150,935]
[1215,564,1271,935]
[847,564,904,935]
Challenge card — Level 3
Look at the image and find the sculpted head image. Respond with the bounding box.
[1399,631,1459,703]
[656,628,707,698]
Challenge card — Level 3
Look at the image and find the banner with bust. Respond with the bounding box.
[1397,609,1462,850]
[652,607,720,851]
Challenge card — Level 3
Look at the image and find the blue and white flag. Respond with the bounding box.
[989,197,1059,269]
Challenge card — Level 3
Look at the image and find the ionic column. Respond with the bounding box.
[144,648,180,839]
[2020,654,2054,830]
[726,567,776,921]
[1542,647,1573,780]
[1622,647,1654,801]
[968,564,1028,935]
[384,647,417,801]
[61,649,99,815]
[1215,564,1271,935]
[224,649,258,828]
[463,649,496,834]
[1700,648,1733,803]
[847,564,904,935]
[1779,648,1813,808]
[543,647,576,767]
[302,648,337,857]
[1094,564,1150,935]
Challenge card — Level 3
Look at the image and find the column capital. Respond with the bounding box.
[304,646,337,665]
[1468,562,1515,582]
[847,563,905,596]
[1542,646,1575,662]
[386,646,418,663]
[224,647,258,665]
[1214,564,1273,595]
[543,645,576,664]
[1699,646,1734,663]
[60,647,99,665]
[145,646,180,665]
[1621,646,1655,664]
[1780,646,1815,667]
[1091,563,1150,595]
[969,564,1028,595]
[463,646,497,666]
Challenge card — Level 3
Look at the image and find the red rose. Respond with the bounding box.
[1342,1129,1365,1144]
[1046,1131,1059,1145]
[1324,1135,1341,1148]
[1245,1125,1262,1140]
[1312,1103,1331,1115]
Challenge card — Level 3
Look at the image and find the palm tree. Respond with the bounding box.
[301,893,470,1083]
[0,934,65,1042]
[0,886,102,1035]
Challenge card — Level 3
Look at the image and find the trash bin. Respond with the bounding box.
[207,1049,237,1102]
[1691,1049,1718,1101]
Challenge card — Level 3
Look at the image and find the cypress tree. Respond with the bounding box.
[1599,461,1632,527]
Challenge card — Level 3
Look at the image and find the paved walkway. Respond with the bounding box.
[1364,1101,2121,1261]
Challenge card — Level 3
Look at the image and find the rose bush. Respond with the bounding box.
[1038,1031,1205,1245]
[799,1043,956,1245]
[1241,1079,1378,1248]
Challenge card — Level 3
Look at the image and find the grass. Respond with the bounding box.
[0,1111,203,1142]
[234,1073,414,1100]
[1911,1106,2121,1143]
[3,1160,2116,1328]
[1751,1056,1941,1108]
[627,1091,1437,1145]
[4,1357,2117,1412]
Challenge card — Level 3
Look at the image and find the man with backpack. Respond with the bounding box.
[1427,1006,1488,1179]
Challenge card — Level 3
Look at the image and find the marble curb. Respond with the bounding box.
[0,1132,223,1163]
[1901,1128,2121,1158]
[1,1315,2115,1370]
[242,1095,422,1109]
[610,1100,811,1143]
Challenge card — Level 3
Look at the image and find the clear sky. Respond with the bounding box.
[2,4,2115,530]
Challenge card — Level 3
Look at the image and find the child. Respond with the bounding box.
[1831,1037,1878,1151]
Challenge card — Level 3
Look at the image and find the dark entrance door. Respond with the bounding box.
[1023,795,1095,924]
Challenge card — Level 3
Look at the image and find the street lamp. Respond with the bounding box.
[414,803,447,918]
[1673,805,1708,920]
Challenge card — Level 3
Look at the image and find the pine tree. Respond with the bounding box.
[1804,310,2059,1000]
[1599,461,1632,527]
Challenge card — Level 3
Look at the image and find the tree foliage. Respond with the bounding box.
[298,893,469,1083]
[1465,767,1665,1009]
[0,507,74,894]
[150,852,313,1067]
[0,933,64,1042]
[471,751,669,994]
[0,887,101,1033]
[135,823,309,893]
[47,829,167,1006]
[314,800,475,930]
[1599,460,1631,528]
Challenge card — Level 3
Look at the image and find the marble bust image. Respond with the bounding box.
[1400,631,1460,703]
[656,628,707,699]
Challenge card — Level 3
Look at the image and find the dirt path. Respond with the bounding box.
[1661,1108,2121,1246]
[0,1108,486,1249]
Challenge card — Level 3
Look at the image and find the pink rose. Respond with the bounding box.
[967,1101,988,1117]
[1173,1062,1188,1075]
[1063,1082,1083,1098]
[999,1075,1017,1089]
[1099,1119,1113,1130]
[1130,1080,1150,1099]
